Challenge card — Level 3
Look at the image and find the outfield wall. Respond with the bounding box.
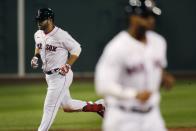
[0,0,196,75]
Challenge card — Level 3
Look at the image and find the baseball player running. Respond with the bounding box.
[95,0,174,131]
[31,8,105,131]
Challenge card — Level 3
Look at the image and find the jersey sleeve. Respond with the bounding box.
[95,43,137,99]
[161,38,168,68]
[34,31,42,49]
[62,32,81,56]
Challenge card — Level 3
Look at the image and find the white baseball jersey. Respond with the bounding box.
[95,30,167,109]
[34,27,85,131]
[34,26,81,72]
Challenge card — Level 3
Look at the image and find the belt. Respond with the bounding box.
[118,105,153,114]
[44,68,59,75]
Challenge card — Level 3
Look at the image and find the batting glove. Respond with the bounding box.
[31,56,39,69]
[59,64,71,76]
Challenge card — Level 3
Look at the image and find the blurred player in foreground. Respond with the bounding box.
[31,8,105,131]
[95,0,174,131]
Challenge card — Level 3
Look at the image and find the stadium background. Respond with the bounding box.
[0,0,196,74]
[0,0,196,131]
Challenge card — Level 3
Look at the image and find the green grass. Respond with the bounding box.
[161,80,196,127]
[0,80,196,130]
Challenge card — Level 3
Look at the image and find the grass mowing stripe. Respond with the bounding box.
[0,81,196,130]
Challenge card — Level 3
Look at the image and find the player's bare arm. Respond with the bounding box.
[59,54,79,76]
[162,70,175,90]
[59,42,82,76]
[66,54,79,66]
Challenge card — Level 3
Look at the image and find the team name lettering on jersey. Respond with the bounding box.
[46,44,57,52]
[126,64,144,75]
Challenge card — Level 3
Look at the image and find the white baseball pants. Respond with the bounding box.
[103,106,167,131]
[38,70,86,131]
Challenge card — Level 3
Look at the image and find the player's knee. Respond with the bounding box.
[61,101,73,111]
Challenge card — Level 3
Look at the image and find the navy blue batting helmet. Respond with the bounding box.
[35,8,54,22]
[125,0,162,17]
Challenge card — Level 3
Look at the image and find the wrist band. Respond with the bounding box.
[35,53,41,59]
